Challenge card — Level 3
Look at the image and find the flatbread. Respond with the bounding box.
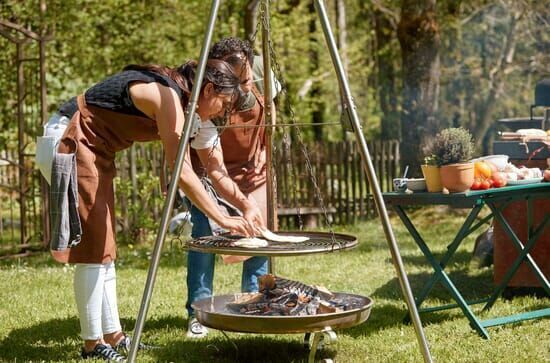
[260,229,309,243]
[233,237,269,248]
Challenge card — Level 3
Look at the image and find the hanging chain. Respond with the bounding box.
[257,1,303,230]
[259,3,338,244]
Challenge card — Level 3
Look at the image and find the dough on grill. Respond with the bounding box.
[233,237,269,248]
[260,229,309,243]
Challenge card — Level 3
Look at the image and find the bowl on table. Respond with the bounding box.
[406,178,427,192]
[393,178,408,192]
[471,155,509,171]
[393,178,427,192]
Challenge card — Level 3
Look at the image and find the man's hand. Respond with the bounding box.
[219,216,254,237]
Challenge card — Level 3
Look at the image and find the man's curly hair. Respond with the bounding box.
[209,37,254,66]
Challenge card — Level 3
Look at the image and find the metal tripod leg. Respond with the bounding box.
[127,1,222,362]
[305,328,337,363]
[314,1,432,361]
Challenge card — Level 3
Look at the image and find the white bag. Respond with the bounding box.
[36,113,70,185]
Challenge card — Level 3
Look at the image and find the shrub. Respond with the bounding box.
[432,127,474,166]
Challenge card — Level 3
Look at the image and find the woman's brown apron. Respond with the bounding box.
[51,95,160,264]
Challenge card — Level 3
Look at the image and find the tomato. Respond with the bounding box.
[471,180,481,190]
[492,177,507,188]
[474,161,492,179]
[480,180,491,190]
[490,172,507,188]
[491,171,503,181]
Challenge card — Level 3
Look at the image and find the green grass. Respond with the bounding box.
[0,208,548,362]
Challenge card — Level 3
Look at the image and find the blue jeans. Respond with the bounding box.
[185,203,268,317]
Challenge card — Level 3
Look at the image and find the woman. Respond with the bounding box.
[51,59,255,361]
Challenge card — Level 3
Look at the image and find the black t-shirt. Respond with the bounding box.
[58,70,184,119]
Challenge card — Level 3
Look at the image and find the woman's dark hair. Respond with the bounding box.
[124,59,240,106]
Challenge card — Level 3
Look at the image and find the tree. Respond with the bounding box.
[371,0,400,140]
[397,0,440,174]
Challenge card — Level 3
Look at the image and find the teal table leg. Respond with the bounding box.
[481,308,550,328]
[491,204,550,290]
[395,205,484,309]
[393,205,491,339]
[483,204,550,311]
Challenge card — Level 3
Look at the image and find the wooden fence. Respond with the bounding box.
[0,139,400,251]
[275,139,400,228]
[0,149,44,254]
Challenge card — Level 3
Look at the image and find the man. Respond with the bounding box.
[185,37,279,338]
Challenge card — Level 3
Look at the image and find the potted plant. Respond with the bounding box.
[421,154,443,192]
[432,127,475,192]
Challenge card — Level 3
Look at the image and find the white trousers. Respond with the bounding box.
[74,262,122,340]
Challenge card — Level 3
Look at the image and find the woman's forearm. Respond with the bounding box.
[177,164,226,225]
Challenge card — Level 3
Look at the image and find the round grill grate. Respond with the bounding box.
[184,231,358,256]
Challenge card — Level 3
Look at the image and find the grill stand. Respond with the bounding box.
[305,328,337,363]
[217,328,336,363]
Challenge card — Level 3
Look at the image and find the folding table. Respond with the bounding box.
[383,183,550,339]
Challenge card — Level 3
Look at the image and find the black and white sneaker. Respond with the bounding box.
[186,317,208,339]
[81,343,126,362]
[115,334,156,353]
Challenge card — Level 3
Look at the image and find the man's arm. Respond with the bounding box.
[196,143,264,231]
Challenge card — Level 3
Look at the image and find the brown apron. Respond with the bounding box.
[190,85,266,193]
[51,95,160,264]
[189,86,266,264]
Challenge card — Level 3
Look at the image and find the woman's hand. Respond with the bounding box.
[243,205,265,236]
[219,216,255,237]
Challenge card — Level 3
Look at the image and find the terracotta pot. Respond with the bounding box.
[421,165,442,192]
[440,162,474,192]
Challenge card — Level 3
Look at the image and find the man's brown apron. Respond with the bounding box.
[190,85,266,193]
[51,95,160,264]
[189,86,266,264]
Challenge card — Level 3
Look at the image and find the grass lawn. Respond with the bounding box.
[0,208,548,362]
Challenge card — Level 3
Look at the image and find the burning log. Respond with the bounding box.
[227,274,362,316]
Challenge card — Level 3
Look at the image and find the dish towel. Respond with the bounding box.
[49,151,82,250]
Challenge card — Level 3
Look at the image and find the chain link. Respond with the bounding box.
[259,2,337,244]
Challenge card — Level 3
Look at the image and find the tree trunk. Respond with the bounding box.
[244,0,260,43]
[397,0,440,175]
[335,0,348,74]
[472,10,521,151]
[373,4,400,140]
[309,0,324,141]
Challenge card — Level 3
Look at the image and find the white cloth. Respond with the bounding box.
[73,262,122,340]
[190,119,219,150]
[36,113,71,185]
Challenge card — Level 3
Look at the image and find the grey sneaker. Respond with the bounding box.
[81,343,126,362]
[186,317,208,339]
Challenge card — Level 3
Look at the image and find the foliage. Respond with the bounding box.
[432,127,475,166]
[0,1,547,146]
[423,154,439,166]
[1,0,548,236]
[114,172,163,243]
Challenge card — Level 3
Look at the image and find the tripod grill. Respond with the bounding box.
[185,231,357,256]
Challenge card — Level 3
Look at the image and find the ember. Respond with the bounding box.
[226,274,365,316]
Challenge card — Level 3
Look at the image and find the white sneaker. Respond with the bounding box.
[186,317,208,339]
